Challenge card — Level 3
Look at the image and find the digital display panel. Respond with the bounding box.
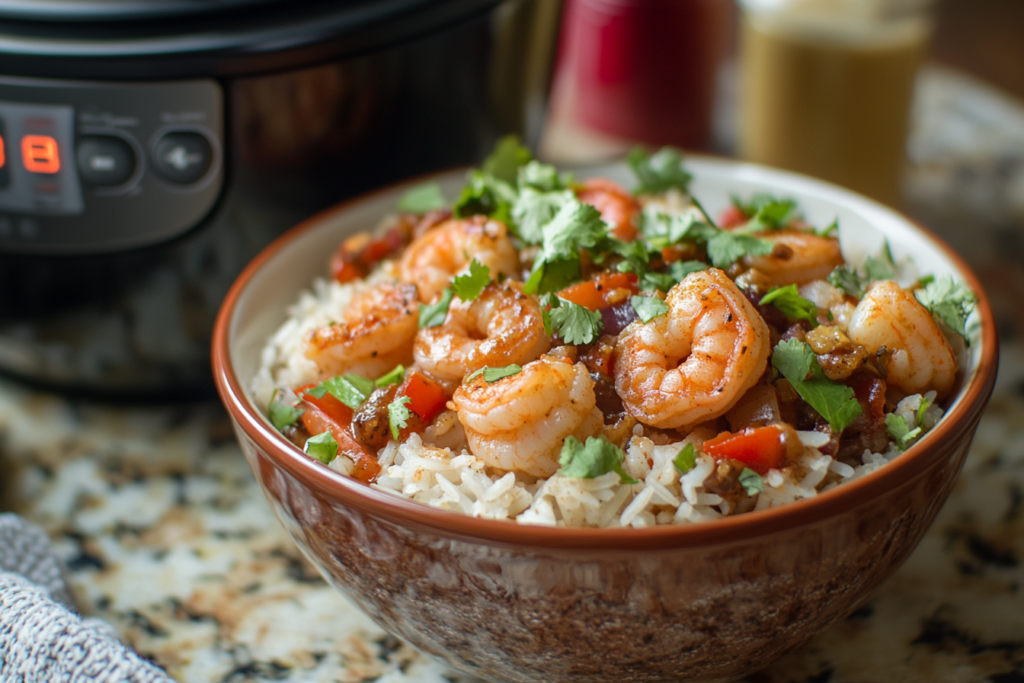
[0,101,81,215]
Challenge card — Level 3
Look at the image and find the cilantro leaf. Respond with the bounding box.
[827,265,866,298]
[885,413,921,451]
[396,182,446,214]
[630,295,668,323]
[512,187,574,244]
[817,218,839,238]
[863,242,897,281]
[452,259,491,301]
[917,395,933,428]
[730,193,798,231]
[518,160,571,192]
[558,435,638,484]
[771,339,863,432]
[466,364,523,384]
[304,431,338,464]
[641,271,678,293]
[374,365,405,388]
[738,468,764,496]
[388,395,413,440]
[452,170,516,221]
[673,443,697,475]
[419,288,454,328]
[268,389,303,431]
[706,231,774,269]
[609,238,653,277]
[525,198,609,295]
[547,297,603,345]
[540,198,608,260]
[628,146,692,196]
[670,260,707,281]
[482,135,532,185]
[914,274,977,340]
[760,284,818,325]
[306,374,374,410]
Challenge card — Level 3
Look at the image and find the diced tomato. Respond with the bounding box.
[701,424,787,474]
[557,272,639,311]
[576,178,640,242]
[397,372,448,425]
[330,224,411,284]
[296,383,381,483]
[718,205,749,229]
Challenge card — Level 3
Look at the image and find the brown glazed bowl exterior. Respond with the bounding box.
[213,160,999,682]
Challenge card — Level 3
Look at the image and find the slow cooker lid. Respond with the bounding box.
[0,0,504,79]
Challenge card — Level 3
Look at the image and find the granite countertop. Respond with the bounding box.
[3,65,1024,683]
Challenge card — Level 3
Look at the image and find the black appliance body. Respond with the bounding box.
[0,0,560,398]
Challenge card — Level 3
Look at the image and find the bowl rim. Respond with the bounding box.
[212,155,999,551]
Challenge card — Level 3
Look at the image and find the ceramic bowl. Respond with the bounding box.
[212,157,998,683]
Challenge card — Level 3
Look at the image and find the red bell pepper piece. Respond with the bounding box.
[701,424,787,474]
[557,272,639,311]
[296,383,381,483]
[397,372,448,425]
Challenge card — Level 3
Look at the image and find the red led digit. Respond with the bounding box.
[0,134,5,168]
[22,135,60,174]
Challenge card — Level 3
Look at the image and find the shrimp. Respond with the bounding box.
[398,216,519,303]
[576,178,640,241]
[742,230,844,286]
[414,281,551,387]
[614,268,771,430]
[846,280,957,399]
[450,356,602,478]
[304,282,418,379]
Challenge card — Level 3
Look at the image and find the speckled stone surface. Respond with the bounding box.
[2,66,1024,682]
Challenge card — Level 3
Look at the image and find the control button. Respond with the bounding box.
[152,132,212,185]
[77,136,136,187]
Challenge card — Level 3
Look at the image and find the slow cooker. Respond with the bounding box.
[0,0,561,398]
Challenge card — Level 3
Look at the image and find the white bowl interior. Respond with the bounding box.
[229,157,983,427]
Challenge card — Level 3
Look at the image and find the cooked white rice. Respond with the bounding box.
[254,275,943,528]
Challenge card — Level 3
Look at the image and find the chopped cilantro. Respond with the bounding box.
[419,288,454,328]
[760,284,818,325]
[525,198,609,295]
[914,274,977,340]
[388,395,413,440]
[641,271,677,293]
[482,134,532,185]
[374,365,405,388]
[706,231,774,269]
[917,395,933,428]
[465,364,523,384]
[817,218,839,238]
[558,435,639,484]
[452,259,491,301]
[630,295,669,323]
[396,182,446,213]
[546,297,604,345]
[640,208,772,268]
[305,374,374,410]
[628,146,692,196]
[730,193,798,231]
[452,170,516,221]
[518,160,571,192]
[512,187,574,244]
[863,241,897,281]
[771,339,863,432]
[827,265,866,298]
[670,260,707,281]
[673,443,697,475]
[609,238,653,277]
[304,431,338,464]
[885,413,921,451]
[738,468,764,496]
[268,389,303,431]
